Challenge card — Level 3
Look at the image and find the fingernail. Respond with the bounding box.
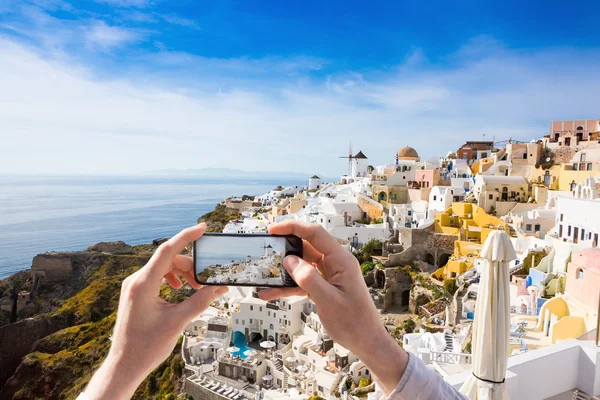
[215,287,229,296]
[283,256,301,272]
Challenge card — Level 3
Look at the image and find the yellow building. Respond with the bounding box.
[432,203,508,279]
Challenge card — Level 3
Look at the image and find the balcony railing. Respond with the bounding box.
[430,351,472,364]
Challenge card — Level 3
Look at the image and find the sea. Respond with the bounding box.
[0,175,304,280]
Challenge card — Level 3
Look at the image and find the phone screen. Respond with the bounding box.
[193,233,302,287]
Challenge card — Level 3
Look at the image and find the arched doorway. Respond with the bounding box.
[438,253,451,267]
[501,187,508,201]
[424,253,435,265]
[378,192,387,202]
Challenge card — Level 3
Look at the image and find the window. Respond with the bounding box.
[489,194,493,200]
[433,195,437,201]
[268,311,271,317]
[236,319,239,324]
[260,320,263,325]
[288,305,291,310]
[523,153,528,159]
[408,210,412,216]
[560,214,563,222]
[568,226,572,236]
[581,153,587,162]
[242,320,245,325]
[482,152,488,158]
[588,163,593,171]
[250,319,253,323]
[576,269,584,280]
[525,224,532,231]
[260,307,262,312]
[270,324,274,330]
[582,229,586,240]
[553,176,557,182]
[358,371,361,377]
[534,224,541,232]
[391,193,397,201]
[250,306,253,311]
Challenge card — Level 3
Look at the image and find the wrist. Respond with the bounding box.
[83,351,145,400]
[353,326,408,395]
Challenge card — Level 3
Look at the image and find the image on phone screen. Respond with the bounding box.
[194,233,301,287]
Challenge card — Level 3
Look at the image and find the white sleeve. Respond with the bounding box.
[380,353,468,400]
[76,393,91,400]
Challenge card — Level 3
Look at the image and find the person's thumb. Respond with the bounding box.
[176,286,229,321]
[283,255,331,304]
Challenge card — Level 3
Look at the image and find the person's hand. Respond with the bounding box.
[83,223,228,400]
[258,221,407,395]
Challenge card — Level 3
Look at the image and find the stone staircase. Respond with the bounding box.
[274,358,283,372]
[443,331,454,352]
[573,390,600,400]
[454,284,469,325]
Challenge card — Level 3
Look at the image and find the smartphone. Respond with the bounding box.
[193,233,302,287]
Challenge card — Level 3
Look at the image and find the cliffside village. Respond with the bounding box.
[179,119,600,400]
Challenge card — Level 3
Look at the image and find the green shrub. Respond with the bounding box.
[360,262,375,276]
[358,376,371,387]
[443,278,458,296]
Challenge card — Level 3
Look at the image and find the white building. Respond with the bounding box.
[472,175,529,216]
[505,205,556,239]
[351,151,370,178]
[222,216,269,234]
[231,294,309,347]
[427,186,466,220]
[553,183,600,247]
[308,175,322,190]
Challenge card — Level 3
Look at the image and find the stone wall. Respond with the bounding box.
[357,194,384,220]
[0,313,73,388]
[552,147,578,165]
[385,228,456,271]
[31,254,73,282]
[381,268,412,310]
[409,286,432,315]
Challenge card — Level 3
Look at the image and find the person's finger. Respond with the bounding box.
[173,255,193,271]
[268,221,340,257]
[257,287,307,301]
[282,255,335,305]
[182,269,202,289]
[146,223,206,282]
[175,286,229,321]
[164,271,183,289]
[170,255,203,289]
[302,240,323,264]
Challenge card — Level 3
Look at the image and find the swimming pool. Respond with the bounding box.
[230,331,252,359]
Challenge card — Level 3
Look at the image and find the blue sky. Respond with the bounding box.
[1,0,600,175]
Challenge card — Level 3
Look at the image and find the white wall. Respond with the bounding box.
[446,340,600,399]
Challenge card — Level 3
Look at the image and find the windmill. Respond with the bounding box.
[339,141,354,176]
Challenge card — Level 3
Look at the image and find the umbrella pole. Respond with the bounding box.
[596,293,600,347]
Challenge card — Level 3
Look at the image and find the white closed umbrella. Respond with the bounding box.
[260,340,276,349]
[460,230,515,400]
[227,346,240,353]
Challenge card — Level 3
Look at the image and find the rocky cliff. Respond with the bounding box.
[0,241,193,400]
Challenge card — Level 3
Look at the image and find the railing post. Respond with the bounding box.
[596,296,600,347]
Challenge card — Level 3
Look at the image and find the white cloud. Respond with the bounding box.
[84,20,143,50]
[1,35,599,176]
[158,13,199,29]
[96,0,154,8]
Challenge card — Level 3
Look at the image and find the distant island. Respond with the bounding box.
[144,167,334,181]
